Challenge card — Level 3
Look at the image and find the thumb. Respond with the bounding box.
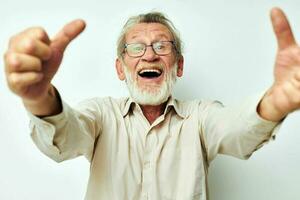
[270,7,296,50]
[51,19,86,52]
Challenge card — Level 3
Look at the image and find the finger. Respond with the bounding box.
[294,70,300,82]
[4,52,42,73]
[291,77,300,91]
[23,27,51,45]
[10,37,52,60]
[9,27,51,49]
[7,72,44,92]
[270,7,296,49]
[51,19,86,52]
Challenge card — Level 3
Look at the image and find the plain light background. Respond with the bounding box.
[1,0,300,199]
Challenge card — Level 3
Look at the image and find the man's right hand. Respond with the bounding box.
[4,19,86,116]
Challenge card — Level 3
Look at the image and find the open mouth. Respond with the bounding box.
[138,69,162,79]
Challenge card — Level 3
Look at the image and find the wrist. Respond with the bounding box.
[257,89,287,122]
[23,85,62,117]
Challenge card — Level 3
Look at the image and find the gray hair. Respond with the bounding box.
[117,11,183,60]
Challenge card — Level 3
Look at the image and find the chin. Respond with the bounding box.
[124,63,178,105]
[129,85,171,106]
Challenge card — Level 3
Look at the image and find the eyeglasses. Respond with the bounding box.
[124,41,176,58]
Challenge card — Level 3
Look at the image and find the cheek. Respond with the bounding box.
[124,56,140,71]
[162,57,176,71]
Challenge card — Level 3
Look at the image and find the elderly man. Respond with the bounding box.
[3,7,300,200]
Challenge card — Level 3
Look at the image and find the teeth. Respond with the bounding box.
[139,69,161,74]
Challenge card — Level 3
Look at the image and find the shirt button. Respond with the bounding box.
[142,193,148,200]
[42,123,50,128]
[143,161,150,169]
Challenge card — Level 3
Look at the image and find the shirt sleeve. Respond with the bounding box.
[200,92,282,163]
[27,97,102,163]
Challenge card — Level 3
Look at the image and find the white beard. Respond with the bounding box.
[123,63,178,106]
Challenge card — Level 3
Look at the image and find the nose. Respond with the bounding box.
[141,46,159,62]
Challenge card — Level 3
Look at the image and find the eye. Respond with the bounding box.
[129,44,145,52]
[154,42,166,51]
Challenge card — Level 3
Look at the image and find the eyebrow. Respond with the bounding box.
[128,33,171,42]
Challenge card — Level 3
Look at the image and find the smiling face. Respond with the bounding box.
[116,23,184,105]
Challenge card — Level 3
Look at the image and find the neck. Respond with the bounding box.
[140,103,167,124]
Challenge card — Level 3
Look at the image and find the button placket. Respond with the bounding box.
[142,193,148,200]
[142,130,156,199]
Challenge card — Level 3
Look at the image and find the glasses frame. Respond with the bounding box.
[123,41,177,58]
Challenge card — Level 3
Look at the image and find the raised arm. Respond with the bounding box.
[258,8,300,121]
[4,19,86,116]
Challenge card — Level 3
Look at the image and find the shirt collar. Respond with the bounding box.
[121,96,187,119]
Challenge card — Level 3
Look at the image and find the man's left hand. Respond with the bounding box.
[258,7,300,122]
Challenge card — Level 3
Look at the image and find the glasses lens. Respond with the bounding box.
[127,43,145,57]
[153,41,173,55]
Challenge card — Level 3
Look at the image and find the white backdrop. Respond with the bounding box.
[1,0,300,199]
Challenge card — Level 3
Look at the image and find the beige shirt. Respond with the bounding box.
[28,94,280,200]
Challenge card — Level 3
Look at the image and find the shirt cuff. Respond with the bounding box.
[245,90,283,146]
[27,100,71,157]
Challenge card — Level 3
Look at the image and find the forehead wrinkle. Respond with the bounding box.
[126,23,173,42]
[130,33,170,42]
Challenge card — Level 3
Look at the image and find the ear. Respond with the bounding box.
[176,56,184,77]
[115,58,126,80]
